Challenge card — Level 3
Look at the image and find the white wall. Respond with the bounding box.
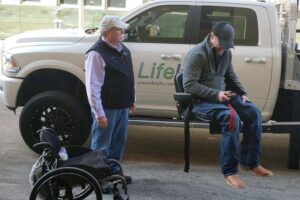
[1,0,144,11]
[2,0,21,4]
[2,0,57,5]
[40,0,57,6]
[126,0,143,10]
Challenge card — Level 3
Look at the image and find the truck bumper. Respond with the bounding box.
[0,74,23,109]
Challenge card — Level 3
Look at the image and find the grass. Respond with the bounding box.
[0,4,126,39]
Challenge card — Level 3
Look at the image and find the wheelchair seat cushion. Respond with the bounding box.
[61,150,111,179]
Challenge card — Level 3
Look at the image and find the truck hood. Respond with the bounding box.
[3,29,86,50]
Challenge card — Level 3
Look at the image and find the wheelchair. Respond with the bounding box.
[29,128,129,200]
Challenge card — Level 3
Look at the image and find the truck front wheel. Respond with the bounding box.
[19,91,91,152]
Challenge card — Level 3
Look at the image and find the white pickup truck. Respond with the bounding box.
[1,0,300,168]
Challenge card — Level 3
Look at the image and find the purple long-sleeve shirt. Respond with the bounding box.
[85,37,123,118]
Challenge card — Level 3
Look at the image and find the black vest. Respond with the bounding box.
[86,38,135,109]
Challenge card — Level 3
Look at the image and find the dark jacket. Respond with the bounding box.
[183,35,246,101]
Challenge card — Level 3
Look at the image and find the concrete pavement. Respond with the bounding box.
[0,103,300,200]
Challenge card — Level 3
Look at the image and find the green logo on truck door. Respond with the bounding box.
[138,62,182,80]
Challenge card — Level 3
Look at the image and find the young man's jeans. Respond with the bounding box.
[192,95,262,176]
[91,108,129,173]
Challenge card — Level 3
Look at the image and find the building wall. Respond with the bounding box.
[1,0,144,11]
[0,0,145,39]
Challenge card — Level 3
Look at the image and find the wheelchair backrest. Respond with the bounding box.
[174,72,191,119]
[39,128,61,156]
[174,72,184,93]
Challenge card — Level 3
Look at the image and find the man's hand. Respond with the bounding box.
[218,91,231,102]
[97,116,108,128]
[241,95,249,103]
[129,104,136,113]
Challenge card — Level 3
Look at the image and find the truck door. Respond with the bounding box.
[194,4,273,112]
[123,4,194,117]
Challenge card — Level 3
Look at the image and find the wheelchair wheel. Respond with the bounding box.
[104,175,129,200]
[114,193,130,200]
[29,167,102,200]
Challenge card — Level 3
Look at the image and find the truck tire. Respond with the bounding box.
[19,90,91,152]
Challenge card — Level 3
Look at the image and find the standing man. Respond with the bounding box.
[85,16,135,184]
[183,22,273,189]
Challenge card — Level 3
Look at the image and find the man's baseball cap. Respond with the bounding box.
[100,15,129,34]
[212,22,235,49]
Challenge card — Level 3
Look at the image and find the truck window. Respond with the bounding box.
[198,6,258,46]
[125,5,189,44]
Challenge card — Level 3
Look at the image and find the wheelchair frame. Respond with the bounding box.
[29,128,129,200]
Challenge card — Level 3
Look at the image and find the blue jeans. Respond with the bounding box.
[91,108,129,173]
[192,95,262,176]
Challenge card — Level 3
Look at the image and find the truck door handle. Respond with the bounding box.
[244,57,266,64]
[161,54,181,61]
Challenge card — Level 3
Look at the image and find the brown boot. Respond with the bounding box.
[249,165,273,177]
[225,174,246,189]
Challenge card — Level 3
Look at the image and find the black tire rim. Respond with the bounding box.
[31,104,74,145]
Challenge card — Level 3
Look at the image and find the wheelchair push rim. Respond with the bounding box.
[29,167,103,200]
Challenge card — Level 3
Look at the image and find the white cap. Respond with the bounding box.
[100,15,129,34]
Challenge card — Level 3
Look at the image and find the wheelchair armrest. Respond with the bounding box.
[65,146,93,157]
[33,142,54,154]
[173,92,193,103]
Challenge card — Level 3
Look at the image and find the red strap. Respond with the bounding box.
[227,103,235,131]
